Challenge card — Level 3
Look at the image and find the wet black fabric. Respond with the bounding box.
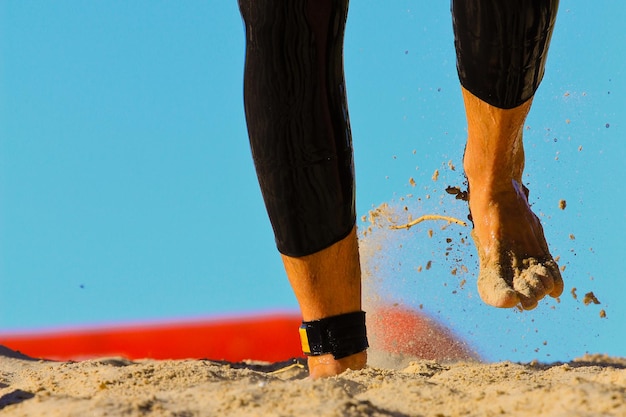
[452,0,559,109]
[238,0,559,257]
[239,0,355,257]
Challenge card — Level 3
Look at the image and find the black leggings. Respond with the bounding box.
[238,0,559,257]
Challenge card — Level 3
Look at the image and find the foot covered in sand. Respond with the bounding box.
[307,352,367,379]
[468,179,564,310]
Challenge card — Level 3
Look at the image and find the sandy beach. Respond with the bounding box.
[1,345,625,417]
[3,202,622,416]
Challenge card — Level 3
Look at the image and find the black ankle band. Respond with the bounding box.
[299,311,369,360]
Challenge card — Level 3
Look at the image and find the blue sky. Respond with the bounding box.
[1,1,624,362]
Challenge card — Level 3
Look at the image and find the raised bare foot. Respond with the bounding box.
[461,87,564,310]
[467,179,564,309]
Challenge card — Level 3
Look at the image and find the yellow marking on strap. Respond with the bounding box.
[299,327,311,354]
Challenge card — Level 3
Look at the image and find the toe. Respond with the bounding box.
[514,267,549,309]
[545,260,564,298]
[536,268,555,295]
[477,270,520,308]
[550,279,564,298]
[520,298,539,310]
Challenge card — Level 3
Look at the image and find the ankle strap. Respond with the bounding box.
[299,311,369,359]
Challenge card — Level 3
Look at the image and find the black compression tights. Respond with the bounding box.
[239,0,354,257]
[453,0,559,109]
[238,0,559,257]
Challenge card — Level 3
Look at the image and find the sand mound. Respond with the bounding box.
[1,346,624,416]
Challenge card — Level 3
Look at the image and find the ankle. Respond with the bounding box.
[464,143,524,188]
[461,88,529,185]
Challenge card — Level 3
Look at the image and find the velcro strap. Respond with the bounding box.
[299,311,368,359]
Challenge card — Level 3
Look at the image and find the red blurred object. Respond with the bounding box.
[369,305,477,361]
[1,307,477,363]
[1,313,303,363]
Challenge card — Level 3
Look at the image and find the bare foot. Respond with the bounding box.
[307,351,367,379]
[467,179,564,309]
[461,87,564,310]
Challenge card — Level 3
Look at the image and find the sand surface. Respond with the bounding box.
[1,346,625,417]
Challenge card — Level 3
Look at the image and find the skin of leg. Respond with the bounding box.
[281,226,366,378]
[461,87,564,310]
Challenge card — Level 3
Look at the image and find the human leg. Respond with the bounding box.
[282,227,366,378]
[452,0,564,309]
[238,0,367,376]
[461,88,564,309]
